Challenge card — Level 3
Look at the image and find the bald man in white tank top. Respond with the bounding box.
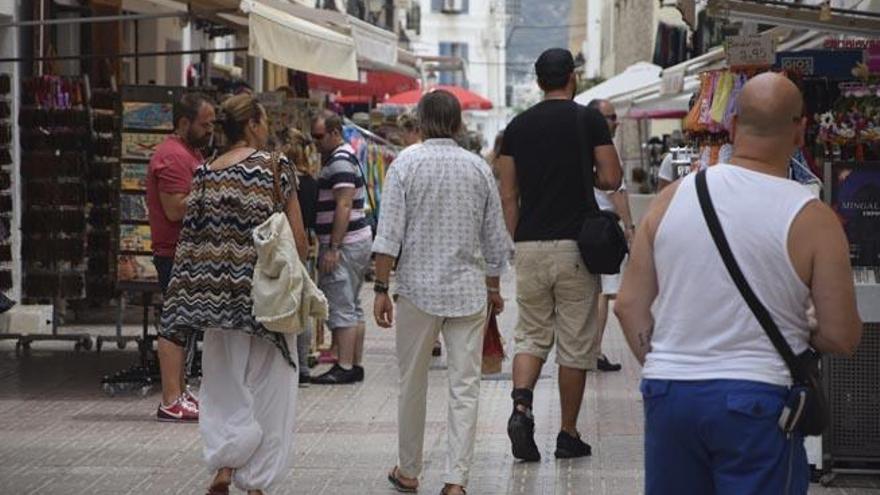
[615,73,862,495]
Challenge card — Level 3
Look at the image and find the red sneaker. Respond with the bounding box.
[157,397,199,423]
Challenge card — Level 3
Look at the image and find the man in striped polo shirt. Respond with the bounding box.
[311,111,373,385]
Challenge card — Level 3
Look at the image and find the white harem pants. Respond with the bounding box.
[200,329,298,492]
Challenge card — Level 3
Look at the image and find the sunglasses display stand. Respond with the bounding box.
[84,79,122,311]
[0,73,13,294]
[6,75,93,352]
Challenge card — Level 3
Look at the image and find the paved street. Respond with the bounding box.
[0,276,877,494]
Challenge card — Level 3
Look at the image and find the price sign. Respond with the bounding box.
[725,34,776,68]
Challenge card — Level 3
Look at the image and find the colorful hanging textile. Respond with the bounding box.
[343,125,399,216]
[710,71,734,126]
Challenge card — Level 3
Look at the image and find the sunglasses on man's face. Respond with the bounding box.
[604,113,618,122]
[311,133,325,140]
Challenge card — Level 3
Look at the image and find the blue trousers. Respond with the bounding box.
[641,379,809,495]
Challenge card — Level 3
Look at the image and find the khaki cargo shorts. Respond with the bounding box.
[513,240,601,370]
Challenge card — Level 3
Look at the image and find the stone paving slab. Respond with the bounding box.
[0,275,877,494]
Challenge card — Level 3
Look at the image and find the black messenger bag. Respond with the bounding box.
[574,105,628,274]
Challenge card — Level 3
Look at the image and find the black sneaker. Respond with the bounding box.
[597,355,622,372]
[312,365,358,385]
[298,374,310,388]
[432,341,442,357]
[507,410,541,462]
[353,365,364,382]
[554,431,592,459]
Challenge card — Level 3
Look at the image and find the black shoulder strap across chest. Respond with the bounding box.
[695,169,804,382]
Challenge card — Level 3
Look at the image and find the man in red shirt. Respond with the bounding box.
[146,93,214,422]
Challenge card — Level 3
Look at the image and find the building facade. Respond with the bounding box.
[408,0,508,147]
[576,0,688,180]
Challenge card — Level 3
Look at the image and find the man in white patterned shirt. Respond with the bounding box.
[372,90,512,495]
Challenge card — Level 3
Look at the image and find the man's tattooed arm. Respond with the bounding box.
[635,325,654,365]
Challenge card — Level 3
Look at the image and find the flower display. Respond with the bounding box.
[814,86,880,146]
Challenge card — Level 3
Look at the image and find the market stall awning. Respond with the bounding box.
[622,28,829,119]
[240,0,358,81]
[706,0,880,38]
[384,85,493,111]
[627,75,699,119]
[348,16,398,69]
[574,62,662,106]
[309,71,420,102]
[252,0,400,70]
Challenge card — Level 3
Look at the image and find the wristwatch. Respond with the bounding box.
[374,280,390,294]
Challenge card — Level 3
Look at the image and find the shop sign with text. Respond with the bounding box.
[725,34,776,68]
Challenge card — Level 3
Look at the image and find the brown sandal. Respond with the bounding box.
[387,466,419,493]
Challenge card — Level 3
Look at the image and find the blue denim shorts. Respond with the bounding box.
[641,378,809,495]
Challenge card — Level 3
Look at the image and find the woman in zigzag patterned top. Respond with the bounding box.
[160,93,309,495]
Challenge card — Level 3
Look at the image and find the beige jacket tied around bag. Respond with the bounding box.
[251,183,328,334]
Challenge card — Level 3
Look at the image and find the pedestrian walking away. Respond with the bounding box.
[160,93,310,495]
[586,98,634,372]
[146,92,215,423]
[372,89,512,495]
[279,127,320,387]
[496,47,623,462]
[311,111,373,385]
[615,72,862,495]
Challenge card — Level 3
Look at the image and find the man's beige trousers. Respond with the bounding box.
[395,296,485,487]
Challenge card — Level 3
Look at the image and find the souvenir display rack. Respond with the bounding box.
[101,85,182,394]
[11,75,93,350]
[0,73,12,294]
[85,81,122,304]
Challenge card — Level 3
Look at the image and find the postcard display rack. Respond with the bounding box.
[817,160,880,483]
[100,85,183,395]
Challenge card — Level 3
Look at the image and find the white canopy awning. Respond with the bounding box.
[349,16,399,68]
[574,62,663,106]
[628,75,699,118]
[240,0,359,81]
[624,28,825,118]
[252,0,399,69]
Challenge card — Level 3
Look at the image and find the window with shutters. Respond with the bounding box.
[407,3,421,34]
[438,42,468,87]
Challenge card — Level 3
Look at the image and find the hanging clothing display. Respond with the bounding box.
[709,71,734,127]
[343,124,399,214]
[682,68,846,188]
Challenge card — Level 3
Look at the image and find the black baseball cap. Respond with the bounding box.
[535,48,582,78]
